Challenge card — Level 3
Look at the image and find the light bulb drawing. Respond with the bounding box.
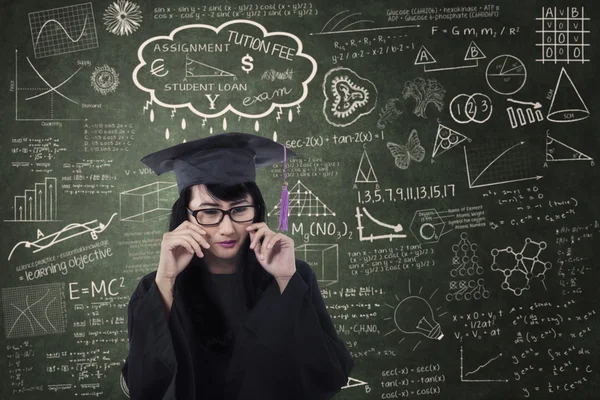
[384,280,446,351]
[394,296,443,340]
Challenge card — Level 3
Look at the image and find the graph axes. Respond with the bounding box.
[463,145,542,189]
[460,345,509,383]
[14,49,86,122]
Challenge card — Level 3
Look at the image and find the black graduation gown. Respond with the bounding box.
[121,259,355,400]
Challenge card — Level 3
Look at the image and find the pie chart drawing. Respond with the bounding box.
[485,55,527,95]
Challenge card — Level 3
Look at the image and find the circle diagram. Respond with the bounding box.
[485,55,527,95]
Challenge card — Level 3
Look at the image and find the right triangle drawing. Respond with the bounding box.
[546,132,594,166]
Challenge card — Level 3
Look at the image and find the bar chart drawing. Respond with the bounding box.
[506,100,544,129]
[6,177,58,222]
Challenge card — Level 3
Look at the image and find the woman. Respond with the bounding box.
[121,132,355,400]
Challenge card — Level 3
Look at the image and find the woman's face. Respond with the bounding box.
[187,184,253,263]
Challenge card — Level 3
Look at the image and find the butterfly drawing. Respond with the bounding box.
[387,129,425,169]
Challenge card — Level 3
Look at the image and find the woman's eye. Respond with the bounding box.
[202,210,219,215]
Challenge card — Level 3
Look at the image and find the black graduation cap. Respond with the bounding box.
[140,132,296,230]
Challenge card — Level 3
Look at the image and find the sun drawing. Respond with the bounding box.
[103,1,143,36]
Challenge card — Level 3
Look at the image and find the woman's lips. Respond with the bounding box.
[218,240,236,248]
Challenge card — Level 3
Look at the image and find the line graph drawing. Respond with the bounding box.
[2,283,66,339]
[14,50,85,121]
[29,3,98,58]
[460,345,509,383]
[268,181,335,217]
[311,9,419,36]
[8,213,117,260]
[545,131,594,166]
[464,142,543,189]
[355,207,406,242]
[384,280,445,352]
[185,54,236,79]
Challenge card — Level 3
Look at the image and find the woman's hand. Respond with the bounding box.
[246,222,296,280]
[157,221,210,281]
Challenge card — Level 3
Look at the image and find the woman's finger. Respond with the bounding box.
[262,233,278,259]
[249,226,269,249]
[168,236,194,256]
[181,228,210,249]
[257,232,277,260]
[170,234,203,258]
[250,230,262,258]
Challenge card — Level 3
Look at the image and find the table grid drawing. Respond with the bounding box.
[28,2,98,58]
[536,6,590,63]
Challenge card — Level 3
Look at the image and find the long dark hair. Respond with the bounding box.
[169,182,274,353]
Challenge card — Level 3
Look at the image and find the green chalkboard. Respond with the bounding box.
[1,0,599,398]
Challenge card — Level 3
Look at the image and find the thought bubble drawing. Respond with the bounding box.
[132,20,317,119]
[322,67,377,127]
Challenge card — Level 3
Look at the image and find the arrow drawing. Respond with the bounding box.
[506,99,542,109]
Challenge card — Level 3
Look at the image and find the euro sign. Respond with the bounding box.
[150,59,169,77]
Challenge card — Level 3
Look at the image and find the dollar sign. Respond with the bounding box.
[241,54,254,74]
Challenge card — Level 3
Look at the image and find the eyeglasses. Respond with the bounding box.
[186,205,258,226]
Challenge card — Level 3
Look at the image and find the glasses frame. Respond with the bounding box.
[186,204,258,226]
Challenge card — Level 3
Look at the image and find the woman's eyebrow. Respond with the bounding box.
[198,199,250,207]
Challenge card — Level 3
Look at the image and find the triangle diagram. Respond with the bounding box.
[546,134,593,162]
[464,41,486,61]
[432,124,469,158]
[547,68,589,122]
[343,376,368,389]
[185,54,235,78]
[355,150,378,183]
[268,181,336,217]
[414,45,436,65]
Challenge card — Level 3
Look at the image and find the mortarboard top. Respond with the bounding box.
[140,132,296,195]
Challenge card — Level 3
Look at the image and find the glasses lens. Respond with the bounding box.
[196,209,223,225]
[230,206,256,222]
[196,206,256,225]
